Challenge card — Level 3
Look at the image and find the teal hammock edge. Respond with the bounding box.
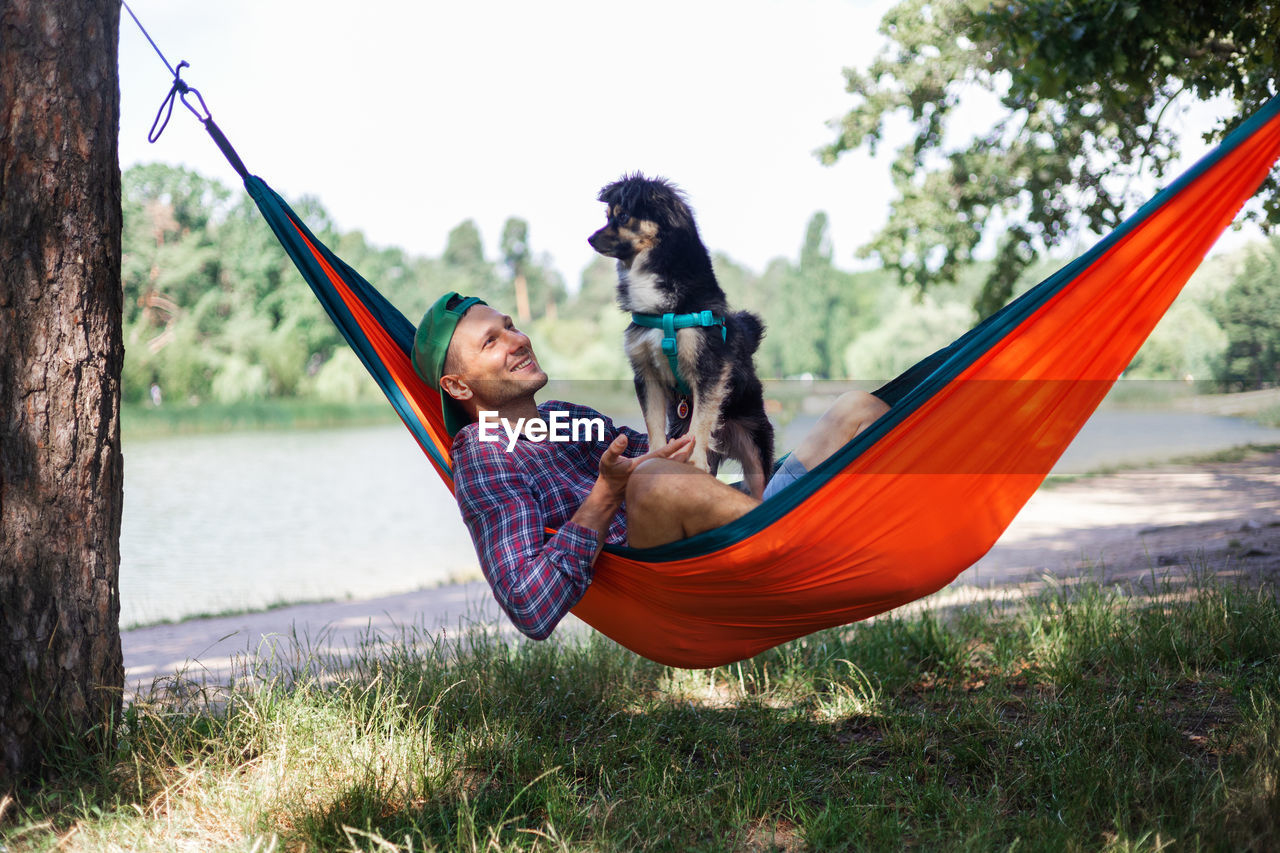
[243,176,453,481]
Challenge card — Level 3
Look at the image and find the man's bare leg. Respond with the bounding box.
[624,391,891,548]
[790,391,890,470]
[625,459,759,548]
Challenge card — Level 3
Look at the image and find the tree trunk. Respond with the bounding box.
[513,272,531,325]
[0,0,124,784]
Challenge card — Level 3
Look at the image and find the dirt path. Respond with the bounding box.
[123,450,1280,694]
[958,449,1280,589]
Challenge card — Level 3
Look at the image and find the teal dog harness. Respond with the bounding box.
[631,310,727,396]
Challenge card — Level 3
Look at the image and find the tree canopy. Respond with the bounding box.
[120,165,567,405]
[119,161,1258,405]
[822,0,1280,316]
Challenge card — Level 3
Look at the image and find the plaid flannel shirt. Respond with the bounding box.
[451,401,648,639]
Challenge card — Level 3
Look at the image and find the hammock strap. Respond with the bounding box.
[203,117,252,182]
[631,310,727,395]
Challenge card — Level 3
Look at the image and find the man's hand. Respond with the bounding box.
[569,432,695,558]
[597,433,695,500]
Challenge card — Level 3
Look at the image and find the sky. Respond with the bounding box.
[117,0,1261,290]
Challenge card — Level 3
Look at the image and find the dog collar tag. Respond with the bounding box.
[677,398,689,419]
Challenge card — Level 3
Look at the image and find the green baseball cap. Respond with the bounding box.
[412,292,487,438]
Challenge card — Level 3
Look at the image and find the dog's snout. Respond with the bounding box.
[588,227,620,256]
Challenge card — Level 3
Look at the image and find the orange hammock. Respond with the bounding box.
[223,96,1280,668]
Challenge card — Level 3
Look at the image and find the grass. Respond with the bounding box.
[4,572,1279,852]
[1253,405,1280,428]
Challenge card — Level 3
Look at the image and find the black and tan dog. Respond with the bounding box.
[588,173,774,498]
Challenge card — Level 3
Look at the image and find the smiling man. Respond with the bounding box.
[412,291,888,640]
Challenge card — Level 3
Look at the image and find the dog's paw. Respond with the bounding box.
[688,448,711,473]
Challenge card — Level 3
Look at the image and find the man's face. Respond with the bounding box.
[442,305,548,411]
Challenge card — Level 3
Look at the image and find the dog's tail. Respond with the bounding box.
[730,310,765,354]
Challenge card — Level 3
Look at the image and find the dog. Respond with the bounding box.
[587,173,774,499]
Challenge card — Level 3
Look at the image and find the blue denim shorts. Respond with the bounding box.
[760,452,809,501]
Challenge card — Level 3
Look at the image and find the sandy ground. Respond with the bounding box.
[123,449,1280,696]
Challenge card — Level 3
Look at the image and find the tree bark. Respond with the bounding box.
[0,0,124,784]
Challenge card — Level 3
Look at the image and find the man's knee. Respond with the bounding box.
[830,390,889,436]
[625,457,705,547]
[626,456,739,514]
[626,456,759,546]
[625,457,688,511]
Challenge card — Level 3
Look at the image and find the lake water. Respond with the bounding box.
[120,426,479,627]
[119,406,1280,628]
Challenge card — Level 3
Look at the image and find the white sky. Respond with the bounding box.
[117,0,1261,288]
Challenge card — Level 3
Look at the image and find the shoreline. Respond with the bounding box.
[120,567,487,633]
[123,579,516,693]
[120,385,1280,442]
[123,446,1280,694]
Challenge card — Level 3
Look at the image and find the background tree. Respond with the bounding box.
[110,156,1243,413]
[1125,300,1227,382]
[121,164,229,403]
[1,0,124,783]
[758,213,883,379]
[1214,237,1280,389]
[524,254,568,322]
[440,219,502,305]
[498,217,566,323]
[572,255,623,320]
[501,217,533,323]
[120,166,348,404]
[822,0,1280,316]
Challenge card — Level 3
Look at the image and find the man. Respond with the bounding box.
[412,292,889,640]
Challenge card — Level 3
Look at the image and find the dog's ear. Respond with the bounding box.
[597,173,644,206]
[596,180,619,206]
[644,178,696,232]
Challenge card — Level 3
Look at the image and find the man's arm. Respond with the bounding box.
[455,435,600,640]
[454,430,694,639]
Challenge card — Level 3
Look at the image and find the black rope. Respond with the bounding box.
[121,1,251,181]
